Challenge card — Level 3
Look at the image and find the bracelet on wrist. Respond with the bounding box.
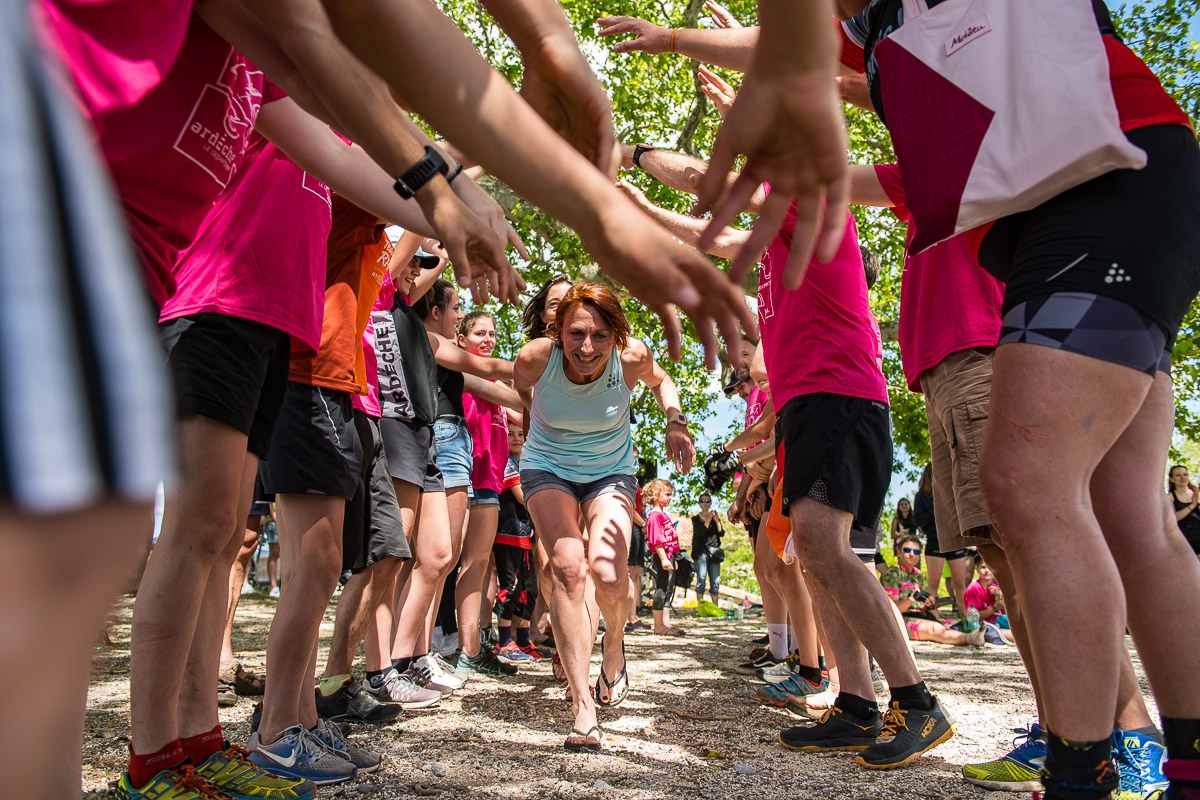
[669,28,678,53]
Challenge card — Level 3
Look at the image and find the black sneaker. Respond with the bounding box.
[779,706,883,752]
[315,679,404,725]
[735,651,781,676]
[752,633,769,646]
[457,646,518,676]
[855,698,957,769]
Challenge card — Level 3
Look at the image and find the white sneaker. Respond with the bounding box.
[415,654,464,692]
[760,660,797,684]
[433,631,459,657]
[363,667,441,709]
[240,582,255,595]
[269,586,280,598]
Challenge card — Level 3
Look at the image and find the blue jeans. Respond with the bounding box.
[694,551,721,596]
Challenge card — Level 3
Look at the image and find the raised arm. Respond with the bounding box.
[480,0,617,175]
[695,0,849,290]
[319,0,758,364]
[620,146,767,215]
[428,333,515,381]
[616,181,750,261]
[596,16,759,73]
[462,374,523,413]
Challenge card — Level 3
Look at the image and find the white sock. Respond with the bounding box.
[767,623,788,660]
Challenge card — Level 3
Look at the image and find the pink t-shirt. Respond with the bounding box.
[645,509,680,559]
[37,0,192,121]
[354,276,397,418]
[964,579,1002,622]
[160,135,330,355]
[744,385,767,428]
[90,15,283,306]
[875,164,1005,393]
[464,392,509,493]
[757,190,888,410]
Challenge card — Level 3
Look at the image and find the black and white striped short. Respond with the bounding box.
[0,3,172,512]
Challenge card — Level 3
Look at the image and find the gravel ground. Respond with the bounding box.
[82,594,1156,799]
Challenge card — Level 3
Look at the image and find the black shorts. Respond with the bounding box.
[850,523,878,565]
[379,417,443,493]
[261,383,362,500]
[981,125,1200,359]
[775,393,892,531]
[746,516,760,546]
[923,532,968,561]
[343,411,411,572]
[493,542,537,621]
[628,525,647,567]
[159,313,290,458]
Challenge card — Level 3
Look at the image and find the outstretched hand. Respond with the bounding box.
[704,0,742,29]
[694,66,849,290]
[596,15,672,55]
[697,65,736,119]
[416,183,521,305]
[520,34,620,177]
[450,175,529,304]
[583,193,756,369]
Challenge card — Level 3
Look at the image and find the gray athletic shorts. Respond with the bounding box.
[520,470,637,505]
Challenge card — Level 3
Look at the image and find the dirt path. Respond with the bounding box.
[83,594,1155,799]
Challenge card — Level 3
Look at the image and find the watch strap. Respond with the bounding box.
[632,143,655,170]
[393,146,449,200]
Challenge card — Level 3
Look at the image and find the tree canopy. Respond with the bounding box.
[433,0,1200,502]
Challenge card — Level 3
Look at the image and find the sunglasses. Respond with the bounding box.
[700,499,711,504]
[902,547,922,555]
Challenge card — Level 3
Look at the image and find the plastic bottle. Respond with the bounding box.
[964,606,980,633]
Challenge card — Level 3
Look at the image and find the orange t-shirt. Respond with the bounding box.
[288,196,394,393]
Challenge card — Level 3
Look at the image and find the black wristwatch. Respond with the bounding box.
[393,146,450,199]
[632,143,655,169]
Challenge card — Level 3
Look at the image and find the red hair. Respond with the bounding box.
[548,282,630,349]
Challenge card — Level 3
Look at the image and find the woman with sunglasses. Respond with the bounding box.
[690,495,725,606]
[881,535,985,648]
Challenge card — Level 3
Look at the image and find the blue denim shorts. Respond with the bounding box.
[434,416,473,491]
[471,487,500,507]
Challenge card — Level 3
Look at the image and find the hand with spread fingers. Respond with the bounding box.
[416,182,517,305]
[693,0,849,292]
[596,15,672,55]
[449,174,529,303]
[704,0,742,28]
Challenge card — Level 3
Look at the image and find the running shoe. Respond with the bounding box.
[113,766,226,800]
[268,587,280,599]
[736,651,781,676]
[494,640,535,663]
[778,706,883,752]
[962,723,1046,792]
[246,725,356,785]
[752,633,770,645]
[856,698,957,769]
[435,651,471,681]
[518,642,553,660]
[309,718,382,774]
[1112,730,1167,799]
[415,653,466,692]
[363,667,441,709]
[195,745,316,799]
[760,653,802,683]
[455,646,518,676]
[757,674,826,707]
[314,679,403,725]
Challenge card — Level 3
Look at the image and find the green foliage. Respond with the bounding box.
[434,0,1200,483]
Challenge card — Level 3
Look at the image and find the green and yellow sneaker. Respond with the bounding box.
[113,765,228,800]
[196,745,316,800]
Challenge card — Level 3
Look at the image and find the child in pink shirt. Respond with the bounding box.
[644,478,682,636]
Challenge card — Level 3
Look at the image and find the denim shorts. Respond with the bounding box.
[434,416,474,491]
[471,487,500,507]
[520,469,637,505]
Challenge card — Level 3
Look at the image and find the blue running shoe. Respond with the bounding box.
[1113,730,1167,799]
[962,723,1047,792]
[757,675,825,707]
[247,725,356,785]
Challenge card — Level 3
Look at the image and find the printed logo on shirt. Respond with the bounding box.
[372,309,415,421]
[946,14,991,56]
[302,172,332,208]
[756,259,775,321]
[174,51,263,188]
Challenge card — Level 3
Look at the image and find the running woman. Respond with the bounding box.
[513,283,695,752]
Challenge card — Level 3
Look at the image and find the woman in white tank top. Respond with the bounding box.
[513,283,696,751]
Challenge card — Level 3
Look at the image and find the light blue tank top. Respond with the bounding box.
[520,346,637,483]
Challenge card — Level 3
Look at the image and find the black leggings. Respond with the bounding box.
[652,556,677,611]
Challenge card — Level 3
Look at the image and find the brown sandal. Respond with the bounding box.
[219,664,266,696]
[564,725,602,752]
